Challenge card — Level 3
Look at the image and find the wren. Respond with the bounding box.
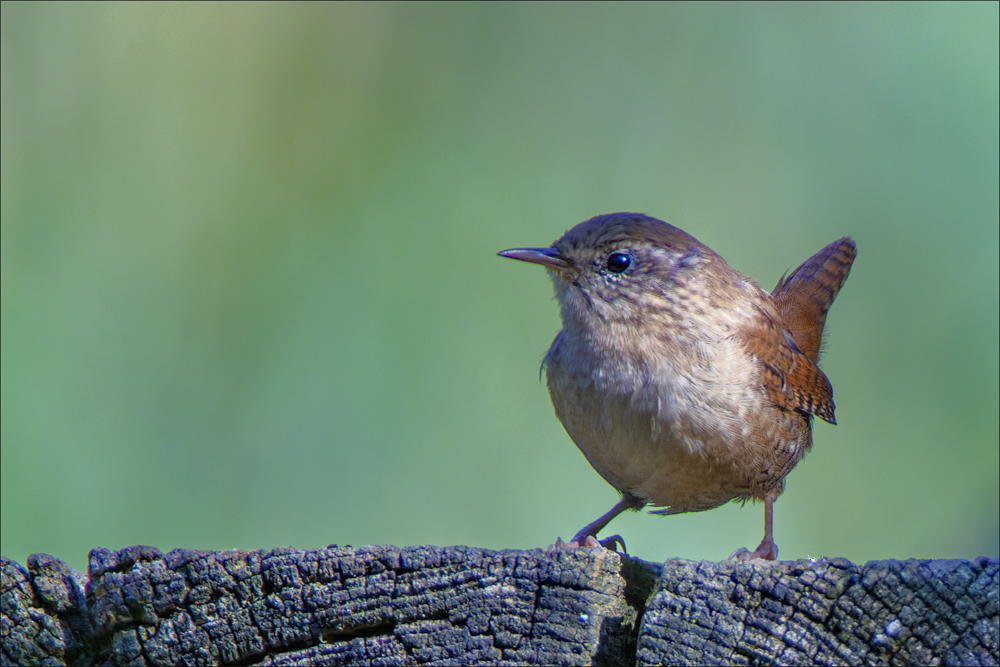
[499,213,855,560]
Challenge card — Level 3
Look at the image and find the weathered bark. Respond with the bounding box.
[1,545,997,666]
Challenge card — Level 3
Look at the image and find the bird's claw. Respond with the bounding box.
[728,540,778,562]
[596,534,627,553]
[546,534,627,554]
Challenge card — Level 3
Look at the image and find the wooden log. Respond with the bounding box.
[2,545,997,666]
[639,557,999,666]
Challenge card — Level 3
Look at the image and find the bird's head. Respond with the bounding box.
[499,213,725,330]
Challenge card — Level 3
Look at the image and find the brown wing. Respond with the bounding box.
[773,237,857,363]
[739,313,837,424]
[740,236,855,424]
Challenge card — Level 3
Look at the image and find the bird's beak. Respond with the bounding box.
[497,247,574,272]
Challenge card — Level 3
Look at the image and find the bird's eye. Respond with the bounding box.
[606,251,632,273]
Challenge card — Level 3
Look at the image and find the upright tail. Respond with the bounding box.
[772,237,857,363]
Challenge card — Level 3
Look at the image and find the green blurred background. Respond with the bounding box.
[2,2,997,572]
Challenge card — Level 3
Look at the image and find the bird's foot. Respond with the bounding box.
[546,534,627,554]
[595,534,627,553]
[729,539,778,561]
[546,536,598,553]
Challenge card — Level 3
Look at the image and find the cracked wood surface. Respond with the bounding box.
[1,545,997,666]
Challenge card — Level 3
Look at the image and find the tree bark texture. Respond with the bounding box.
[2,544,997,666]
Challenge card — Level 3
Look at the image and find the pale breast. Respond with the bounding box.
[545,332,810,513]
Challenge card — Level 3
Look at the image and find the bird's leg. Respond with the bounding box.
[730,494,779,561]
[556,494,646,552]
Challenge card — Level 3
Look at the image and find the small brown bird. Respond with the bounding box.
[499,213,855,560]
